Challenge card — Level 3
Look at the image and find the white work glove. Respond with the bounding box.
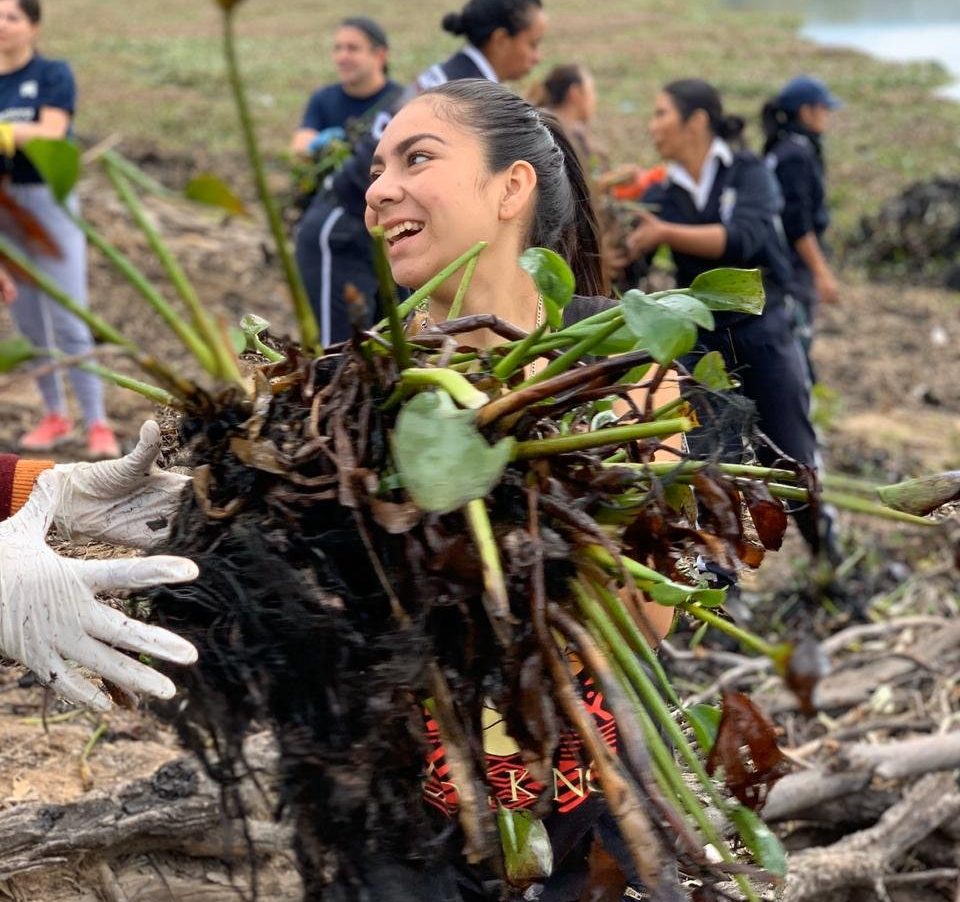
[0,470,199,712]
[52,420,190,548]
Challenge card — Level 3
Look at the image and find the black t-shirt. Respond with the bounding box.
[299,79,400,134]
[0,54,75,184]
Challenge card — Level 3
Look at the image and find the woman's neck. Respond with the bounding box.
[674,136,713,183]
[0,46,34,75]
[427,257,541,347]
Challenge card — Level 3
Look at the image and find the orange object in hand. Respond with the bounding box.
[611,164,667,201]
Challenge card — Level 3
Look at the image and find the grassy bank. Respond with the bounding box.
[47,0,960,234]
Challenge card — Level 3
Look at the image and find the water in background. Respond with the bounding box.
[726,0,960,100]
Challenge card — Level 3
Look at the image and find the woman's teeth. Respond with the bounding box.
[385,221,424,244]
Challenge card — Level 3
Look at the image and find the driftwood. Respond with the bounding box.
[783,773,960,901]
[0,731,295,889]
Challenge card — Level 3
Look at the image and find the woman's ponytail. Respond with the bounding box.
[760,99,793,155]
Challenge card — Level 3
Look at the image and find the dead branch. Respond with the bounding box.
[783,773,960,901]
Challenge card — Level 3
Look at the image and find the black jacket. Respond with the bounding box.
[643,150,793,325]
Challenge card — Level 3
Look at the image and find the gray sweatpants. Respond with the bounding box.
[6,183,105,426]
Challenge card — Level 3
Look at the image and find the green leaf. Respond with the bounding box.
[497,805,553,884]
[617,363,653,385]
[692,350,735,390]
[392,391,514,514]
[184,173,248,216]
[687,268,765,314]
[240,313,270,337]
[621,291,713,365]
[228,326,246,355]
[647,582,725,607]
[685,703,722,753]
[0,336,36,372]
[22,138,81,203]
[519,247,575,329]
[729,805,787,876]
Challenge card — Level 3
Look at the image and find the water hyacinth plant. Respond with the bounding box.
[0,2,954,899]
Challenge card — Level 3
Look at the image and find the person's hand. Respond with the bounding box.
[600,232,630,281]
[625,209,667,258]
[0,470,199,712]
[0,122,15,157]
[52,420,190,548]
[0,264,16,305]
[307,126,347,155]
[814,268,839,305]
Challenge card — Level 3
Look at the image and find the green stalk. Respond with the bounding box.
[250,335,285,363]
[574,582,758,901]
[677,602,783,661]
[221,6,318,351]
[491,322,548,381]
[75,361,176,406]
[606,460,798,482]
[399,368,489,409]
[103,160,242,384]
[446,254,479,320]
[98,149,176,198]
[650,395,687,420]
[375,242,487,329]
[68,211,215,373]
[821,472,882,496]
[464,498,512,646]
[370,227,410,370]
[512,418,692,460]
[517,318,624,388]
[759,482,936,527]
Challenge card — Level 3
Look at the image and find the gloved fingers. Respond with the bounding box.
[81,602,198,666]
[58,633,179,701]
[38,648,112,713]
[8,469,60,535]
[71,554,199,594]
[117,419,164,482]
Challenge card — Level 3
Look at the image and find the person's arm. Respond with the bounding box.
[793,231,838,304]
[0,453,53,521]
[9,105,70,143]
[626,208,727,259]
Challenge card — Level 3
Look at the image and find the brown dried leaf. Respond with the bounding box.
[783,637,830,715]
[0,188,62,258]
[229,436,287,475]
[706,691,791,810]
[370,497,422,534]
[579,839,626,902]
[740,482,788,551]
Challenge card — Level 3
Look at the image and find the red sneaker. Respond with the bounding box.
[86,421,120,459]
[19,413,73,451]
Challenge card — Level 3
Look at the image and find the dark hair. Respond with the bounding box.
[422,79,605,298]
[15,0,41,24]
[760,99,796,155]
[663,78,744,145]
[339,16,389,49]
[441,0,542,49]
[528,63,584,109]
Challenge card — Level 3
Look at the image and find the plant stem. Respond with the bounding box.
[375,242,487,329]
[606,460,798,481]
[74,361,176,406]
[68,211,215,372]
[759,482,936,527]
[103,160,242,384]
[677,602,782,661]
[399,368,489,409]
[517,318,624,387]
[221,7,318,351]
[447,254,478,321]
[491,322,547,381]
[464,498,512,646]
[370,227,410,370]
[512,418,692,460]
[98,149,175,197]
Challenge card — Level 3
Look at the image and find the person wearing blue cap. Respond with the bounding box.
[762,75,843,375]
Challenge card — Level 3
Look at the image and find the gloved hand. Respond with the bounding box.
[307,126,347,155]
[52,420,190,548]
[0,469,199,712]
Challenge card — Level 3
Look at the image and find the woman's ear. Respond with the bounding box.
[498,160,537,223]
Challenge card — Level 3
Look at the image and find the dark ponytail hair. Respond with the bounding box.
[422,79,605,298]
[760,99,797,155]
[528,63,585,109]
[441,0,543,50]
[15,0,41,24]
[663,78,744,145]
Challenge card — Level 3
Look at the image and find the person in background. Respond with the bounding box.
[626,79,832,558]
[762,75,842,373]
[0,0,119,458]
[526,63,602,169]
[293,16,401,346]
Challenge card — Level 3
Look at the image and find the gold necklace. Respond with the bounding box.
[527,293,545,378]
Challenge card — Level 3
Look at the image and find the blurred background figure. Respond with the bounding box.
[526,63,601,167]
[293,16,401,346]
[762,75,842,378]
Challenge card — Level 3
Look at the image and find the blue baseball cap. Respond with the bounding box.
[777,76,843,113]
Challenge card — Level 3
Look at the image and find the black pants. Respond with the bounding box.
[295,196,380,347]
[683,303,825,551]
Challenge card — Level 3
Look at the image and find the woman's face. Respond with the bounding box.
[648,91,692,162]
[365,97,514,290]
[797,102,830,135]
[0,1,37,55]
[491,8,548,81]
[572,72,597,122]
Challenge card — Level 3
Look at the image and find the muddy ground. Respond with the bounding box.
[0,163,957,900]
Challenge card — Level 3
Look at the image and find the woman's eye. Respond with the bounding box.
[368,170,382,183]
[408,151,430,166]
